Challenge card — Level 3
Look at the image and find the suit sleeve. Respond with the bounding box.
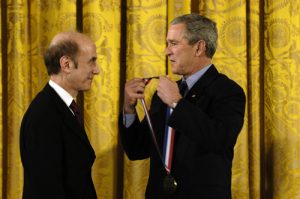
[168,79,246,152]
[118,113,152,160]
[20,110,66,199]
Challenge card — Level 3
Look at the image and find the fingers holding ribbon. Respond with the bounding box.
[157,76,182,107]
[124,78,146,113]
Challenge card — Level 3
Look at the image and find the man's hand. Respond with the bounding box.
[124,78,146,113]
[157,76,182,108]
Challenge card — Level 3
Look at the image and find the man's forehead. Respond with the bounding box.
[168,24,185,34]
[50,32,92,47]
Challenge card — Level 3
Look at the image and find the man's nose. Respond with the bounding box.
[165,46,171,56]
[93,65,100,74]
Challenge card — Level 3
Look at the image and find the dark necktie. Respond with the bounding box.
[70,100,84,127]
[179,80,188,96]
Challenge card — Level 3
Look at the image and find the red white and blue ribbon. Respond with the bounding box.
[162,107,175,173]
[142,76,176,174]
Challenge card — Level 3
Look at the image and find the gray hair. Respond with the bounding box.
[170,13,218,58]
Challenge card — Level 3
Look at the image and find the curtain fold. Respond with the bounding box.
[264,1,300,198]
[0,0,300,198]
[82,1,121,198]
[246,1,263,198]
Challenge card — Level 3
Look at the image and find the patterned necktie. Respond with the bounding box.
[179,80,188,96]
[70,100,84,127]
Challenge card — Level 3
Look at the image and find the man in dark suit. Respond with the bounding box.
[20,31,99,199]
[119,14,246,198]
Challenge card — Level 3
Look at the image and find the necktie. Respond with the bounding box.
[179,80,188,96]
[70,100,84,127]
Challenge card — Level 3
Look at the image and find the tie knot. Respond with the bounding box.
[70,100,84,127]
[70,100,80,114]
[179,80,188,96]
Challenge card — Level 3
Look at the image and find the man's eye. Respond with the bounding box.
[168,42,176,47]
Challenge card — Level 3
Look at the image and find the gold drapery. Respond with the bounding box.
[1,0,300,199]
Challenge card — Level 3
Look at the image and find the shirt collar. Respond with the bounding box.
[49,80,74,107]
[184,64,212,90]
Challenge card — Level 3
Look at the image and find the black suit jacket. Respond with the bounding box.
[20,84,97,199]
[119,65,246,199]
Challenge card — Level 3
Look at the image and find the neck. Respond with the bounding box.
[198,57,212,69]
[184,58,212,78]
[50,75,78,98]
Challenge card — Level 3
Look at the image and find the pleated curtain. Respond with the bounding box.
[0,0,299,198]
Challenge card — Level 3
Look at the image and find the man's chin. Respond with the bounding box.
[171,67,179,75]
[81,85,92,91]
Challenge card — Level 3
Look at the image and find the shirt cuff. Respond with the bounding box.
[123,108,136,128]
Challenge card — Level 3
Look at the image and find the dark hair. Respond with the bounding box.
[43,40,79,75]
[170,13,218,58]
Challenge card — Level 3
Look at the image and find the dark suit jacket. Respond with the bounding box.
[119,65,246,199]
[20,84,97,199]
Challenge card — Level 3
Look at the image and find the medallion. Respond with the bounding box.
[163,174,177,194]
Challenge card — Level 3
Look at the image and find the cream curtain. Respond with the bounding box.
[0,0,300,199]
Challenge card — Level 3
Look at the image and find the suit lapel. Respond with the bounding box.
[43,84,95,156]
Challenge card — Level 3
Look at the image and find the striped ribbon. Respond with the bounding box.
[162,107,175,173]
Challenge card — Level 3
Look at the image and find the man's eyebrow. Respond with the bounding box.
[167,39,178,43]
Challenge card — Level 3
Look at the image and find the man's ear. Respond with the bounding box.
[195,40,206,56]
[60,55,71,72]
